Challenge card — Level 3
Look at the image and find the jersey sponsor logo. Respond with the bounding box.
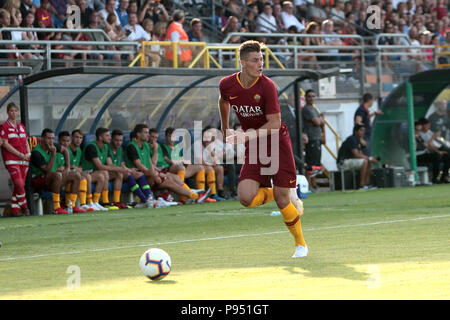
[231,105,263,118]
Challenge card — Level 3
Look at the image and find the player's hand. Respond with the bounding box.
[49,144,56,154]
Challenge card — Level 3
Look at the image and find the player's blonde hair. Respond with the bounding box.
[239,40,262,60]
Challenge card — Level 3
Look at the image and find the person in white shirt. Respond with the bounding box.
[125,13,147,44]
[256,2,278,33]
[280,1,305,32]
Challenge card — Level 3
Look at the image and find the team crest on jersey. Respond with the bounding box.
[254,94,261,102]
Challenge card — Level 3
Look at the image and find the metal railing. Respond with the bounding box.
[0,27,139,70]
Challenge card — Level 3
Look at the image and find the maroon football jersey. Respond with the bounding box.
[219,72,288,135]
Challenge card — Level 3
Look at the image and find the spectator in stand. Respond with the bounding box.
[272,2,286,31]
[99,0,121,30]
[187,18,203,42]
[77,0,94,28]
[88,11,121,63]
[142,18,161,67]
[48,0,68,28]
[294,0,308,17]
[125,12,147,44]
[281,1,305,32]
[226,0,243,17]
[301,21,324,69]
[127,0,138,17]
[221,15,241,43]
[9,10,33,61]
[62,20,93,66]
[213,6,228,30]
[331,0,345,28]
[165,9,192,67]
[153,21,167,41]
[21,11,43,60]
[307,0,328,24]
[256,2,278,33]
[35,0,53,29]
[116,0,129,28]
[138,0,168,25]
[322,19,343,62]
[0,9,15,65]
[242,7,257,32]
[103,12,126,41]
[20,0,36,17]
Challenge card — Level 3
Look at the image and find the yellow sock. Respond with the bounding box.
[87,193,93,204]
[182,184,191,192]
[177,169,185,182]
[206,170,216,195]
[101,190,109,203]
[93,193,101,204]
[189,192,199,200]
[52,193,61,210]
[195,169,205,190]
[246,188,274,208]
[79,179,87,205]
[113,190,121,203]
[280,202,306,247]
[68,193,77,205]
[65,183,72,206]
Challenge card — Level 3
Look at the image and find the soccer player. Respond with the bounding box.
[218,40,307,258]
[109,129,155,208]
[81,127,125,210]
[0,102,31,216]
[151,127,213,202]
[59,130,105,212]
[30,129,71,214]
[55,131,86,213]
[126,124,209,203]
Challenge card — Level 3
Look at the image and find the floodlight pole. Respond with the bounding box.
[406,81,418,183]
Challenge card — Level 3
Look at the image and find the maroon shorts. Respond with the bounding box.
[238,132,297,188]
[32,175,48,190]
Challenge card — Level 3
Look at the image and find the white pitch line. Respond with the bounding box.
[0,214,449,262]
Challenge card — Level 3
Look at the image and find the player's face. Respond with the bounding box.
[112,134,123,148]
[306,92,315,105]
[7,107,19,121]
[241,51,263,78]
[356,127,365,138]
[138,128,150,142]
[149,132,158,143]
[72,132,83,147]
[100,132,111,144]
[43,133,55,148]
[59,135,70,148]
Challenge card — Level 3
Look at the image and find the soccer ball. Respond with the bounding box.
[139,248,172,281]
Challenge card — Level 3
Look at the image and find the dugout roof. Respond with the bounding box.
[0,67,339,137]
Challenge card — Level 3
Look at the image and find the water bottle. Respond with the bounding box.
[68,200,73,214]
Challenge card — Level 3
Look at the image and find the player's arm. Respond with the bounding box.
[150,143,159,168]
[1,140,29,160]
[127,144,152,175]
[218,95,231,136]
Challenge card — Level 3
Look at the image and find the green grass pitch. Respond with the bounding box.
[0,185,449,300]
